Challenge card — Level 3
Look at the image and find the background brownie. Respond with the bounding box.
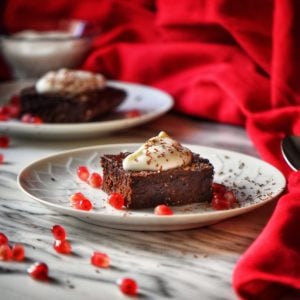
[20,86,126,123]
[101,152,214,209]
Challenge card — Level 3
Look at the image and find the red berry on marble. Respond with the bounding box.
[0,244,12,260]
[0,154,3,164]
[53,240,72,254]
[11,244,25,261]
[108,193,125,210]
[28,262,49,280]
[117,278,138,296]
[0,232,8,245]
[125,109,141,118]
[73,198,93,211]
[91,252,110,268]
[88,172,102,188]
[77,166,90,182]
[51,225,66,241]
[154,204,173,216]
[70,192,86,203]
[0,135,9,148]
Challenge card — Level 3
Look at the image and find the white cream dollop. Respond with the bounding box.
[122,131,193,171]
[35,69,106,94]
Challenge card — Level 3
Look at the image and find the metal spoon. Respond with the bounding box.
[281,135,300,171]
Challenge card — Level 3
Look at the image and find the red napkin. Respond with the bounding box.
[2,0,300,298]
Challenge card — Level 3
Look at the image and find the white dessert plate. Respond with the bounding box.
[18,144,286,231]
[0,80,173,139]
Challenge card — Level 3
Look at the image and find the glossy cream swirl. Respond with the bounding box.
[35,69,106,94]
[122,131,192,171]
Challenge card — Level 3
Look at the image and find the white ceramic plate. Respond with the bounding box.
[18,144,286,231]
[0,80,173,139]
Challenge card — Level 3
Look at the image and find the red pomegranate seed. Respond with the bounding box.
[11,244,25,261]
[21,113,33,123]
[154,204,174,216]
[0,135,9,148]
[117,278,138,296]
[21,114,43,124]
[212,188,237,210]
[53,240,72,254]
[28,262,48,280]
[51,225,66,241]
[9,95,20,105]
[0,232,8,245]
[88,172,102,188]
[0,113,9,121]
[0,244,12,260]
[0,154,3,164]
[73,198,93,211]
[31,116,43,124]
[125,109,141,118]
[91,252,110,268]
[108,193,125,210]
[77,166,90,182]
[212,183,227,194]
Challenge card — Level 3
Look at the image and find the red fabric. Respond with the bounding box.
[2,0,300,298]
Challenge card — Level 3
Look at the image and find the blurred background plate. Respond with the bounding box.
[0,80,173,139]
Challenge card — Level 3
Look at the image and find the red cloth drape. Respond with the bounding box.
[2,1,300,298]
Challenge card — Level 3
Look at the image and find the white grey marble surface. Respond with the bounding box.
[0,113,277,300]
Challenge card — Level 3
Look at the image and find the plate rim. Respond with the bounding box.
[17,143,287,221]
[0,80,174,134]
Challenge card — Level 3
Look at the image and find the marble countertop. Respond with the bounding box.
[0,113,277,300]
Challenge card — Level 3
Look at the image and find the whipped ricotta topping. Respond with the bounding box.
[35,69,106,94]
[122,131,193,171]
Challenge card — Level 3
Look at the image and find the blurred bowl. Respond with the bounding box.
[0,20,99,79]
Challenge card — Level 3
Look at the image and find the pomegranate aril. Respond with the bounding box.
[125,109,141,118]
[21,113,43,124]
[11,244,25,261]
[9,95,20,105]
[108,193,125,210]
[77,166,90,182]
[53,240,72,254]
[88,172,102,188]
[117,278,138,296]
[0,135,9,148]
[91,252,110,268]
[28,262,48,280]
[212,183,227,194]
[0,154,3,164]
[21,113,33,123]
[212,193,230,210]
[73,198,93,211]
[31,116,43,124]
[0,244,12,260]
[0,113,9,121]
[0,232,8,245]
[154,204,174,216]
[51,225,66,241]
[70,192,87,203]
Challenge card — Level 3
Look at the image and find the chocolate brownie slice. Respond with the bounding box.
[19,86,126,123]
[101,152,214,209]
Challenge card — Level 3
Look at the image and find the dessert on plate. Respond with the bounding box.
[101,131,214,209]
[19,69,126,123]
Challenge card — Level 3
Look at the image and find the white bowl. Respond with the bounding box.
[0,20,98,79]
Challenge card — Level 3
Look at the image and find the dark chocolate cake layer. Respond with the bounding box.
[101,152,214,209]
[20,86,126,123]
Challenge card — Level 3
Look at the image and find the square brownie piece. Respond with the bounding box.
[101,152,214,209]
[19,86,126,123]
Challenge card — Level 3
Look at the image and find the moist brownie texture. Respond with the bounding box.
[20,86,126,123]
[101,152,214,209]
